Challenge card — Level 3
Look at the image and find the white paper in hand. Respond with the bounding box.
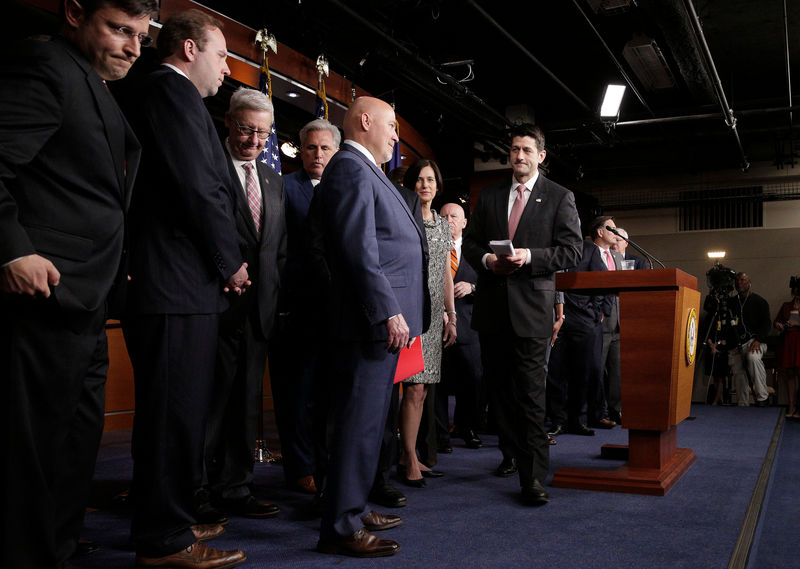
[489,239,515,256]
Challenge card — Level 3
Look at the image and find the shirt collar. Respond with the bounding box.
[344,140,378,166]
[512,170,539,192]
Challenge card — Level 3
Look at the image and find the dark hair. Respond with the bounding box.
[403,159,443,193]
[508,122,546,152]
[156,9,224,60]
[589,215,614,239]
[63,0,158,18]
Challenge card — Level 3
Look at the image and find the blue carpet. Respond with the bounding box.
[746,417,799,569]
[74,405,780,569]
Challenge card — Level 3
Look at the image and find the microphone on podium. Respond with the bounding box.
[605,225,665,269]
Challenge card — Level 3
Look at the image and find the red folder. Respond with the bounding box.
[394,338,424,383]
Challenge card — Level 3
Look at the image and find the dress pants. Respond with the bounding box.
[602,330,621,420]
[321,341,398,540]
[125,313,218,558]
[205,313,268,501]
[439,341,484,437]
[2,297,108,569]
[728,338,769,405]
[269,313,317,485]
[480,331,549,488]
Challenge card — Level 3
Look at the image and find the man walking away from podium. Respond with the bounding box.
[729,272,772,406]
[202,87,286,519]
[0,1,155,567]
[462,123,582,507]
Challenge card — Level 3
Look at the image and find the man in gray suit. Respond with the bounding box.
[203,87,286,518]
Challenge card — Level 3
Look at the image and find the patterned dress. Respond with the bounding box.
[405,210,451,385]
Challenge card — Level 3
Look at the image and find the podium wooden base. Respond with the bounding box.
[551,427,697,495]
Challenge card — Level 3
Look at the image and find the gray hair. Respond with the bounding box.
[228,87,274,116]
[299,118,341,148]
[616,227,629,239]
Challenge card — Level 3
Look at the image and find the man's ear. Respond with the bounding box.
[63,0,85,30]
[183,38,197,62]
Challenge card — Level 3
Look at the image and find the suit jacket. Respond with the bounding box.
[222,154,286,339]
[600,246,623,333]
[0,36,140,315]
[315,144,426,341]
[123,66,242,315]
[462,174,583,338]
[452,247,480,345]
[563,240,610,327]
[280,168,315,312]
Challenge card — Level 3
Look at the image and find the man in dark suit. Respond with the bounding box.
[547,237,610,437]
[0,1,155,567]
[122,10,247,569]
[437,202,484,450]
[314,97,426,558]
[269,118,339,496]
[463,123,582,506]
[593,216,624,427]
[202,87,286,518]
[612,226,648,270]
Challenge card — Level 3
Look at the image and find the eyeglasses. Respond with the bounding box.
[234,119,270,140]
[109,24,153,47]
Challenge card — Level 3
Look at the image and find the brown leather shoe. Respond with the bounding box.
[361,510,402,531]
[295,475,318,495]
[316,528,400,557]
[135,541,246,568]
[190,523,225,542]
[589,418,616,429]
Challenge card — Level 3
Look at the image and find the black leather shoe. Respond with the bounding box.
[589,418,616,429]
[195,501,230,526]
[420,469,444,478]
[494,457,517,477]
[548,424,565,436]
[459,429,483,449]
[567,424,596,436]
[397,465,426,488]
[368,484,408,508]
[218,495,280,518]
[521,479,550,506]
[437,438,453,454]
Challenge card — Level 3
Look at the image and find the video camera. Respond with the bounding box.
[707,263,736,299]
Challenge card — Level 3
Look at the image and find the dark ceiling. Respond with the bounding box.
[199,0,800,188]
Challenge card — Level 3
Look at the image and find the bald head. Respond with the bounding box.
[441,202,467,239]
[343,96,399,164]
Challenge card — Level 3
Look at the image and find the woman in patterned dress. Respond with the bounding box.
[397,159,457,487]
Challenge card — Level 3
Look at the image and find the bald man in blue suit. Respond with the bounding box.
[314,97,425,558]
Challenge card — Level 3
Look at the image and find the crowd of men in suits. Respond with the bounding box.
[1,2,649,567]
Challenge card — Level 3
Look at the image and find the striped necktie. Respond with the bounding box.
[242,162,262,232]
[450,242,458,279]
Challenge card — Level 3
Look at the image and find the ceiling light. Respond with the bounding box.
[600,84,626,119]
[286,91,300,99]
[280,142,298,158]
[707,251,726,259]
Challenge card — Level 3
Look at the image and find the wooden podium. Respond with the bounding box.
[552,268,700,495]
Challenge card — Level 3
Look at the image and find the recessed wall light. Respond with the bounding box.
[707,251,726,259]
[286,91,300,98]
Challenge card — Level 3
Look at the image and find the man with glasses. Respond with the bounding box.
[122,9,247,569]
[201,87,286,520]
[0,1,155,567]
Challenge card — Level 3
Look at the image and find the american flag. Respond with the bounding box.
[258,65,282,174]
